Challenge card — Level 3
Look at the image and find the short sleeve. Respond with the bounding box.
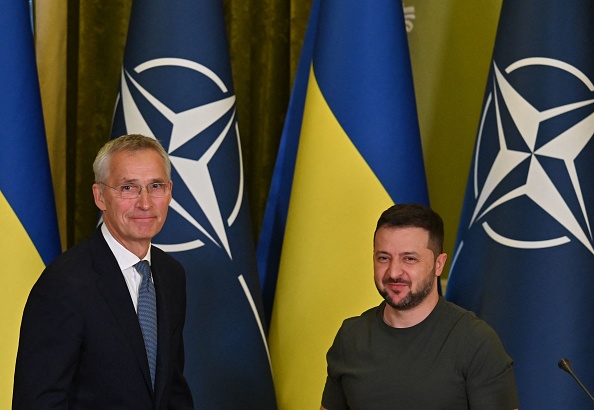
[465,321,519,409]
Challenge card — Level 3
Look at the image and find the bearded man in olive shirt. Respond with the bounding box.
[321,204,518,410]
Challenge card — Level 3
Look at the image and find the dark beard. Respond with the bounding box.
[380,273,435,311]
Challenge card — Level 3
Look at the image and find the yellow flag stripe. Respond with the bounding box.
[269,68,393,409]
[0,190,45,408]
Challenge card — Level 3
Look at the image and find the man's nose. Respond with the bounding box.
[387,260,404,278]
[136,188,152,208]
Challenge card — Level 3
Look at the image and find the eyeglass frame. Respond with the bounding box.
[98,181,171,198]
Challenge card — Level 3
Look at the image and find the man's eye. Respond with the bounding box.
[150,183,162,189]
[120,185,135,192]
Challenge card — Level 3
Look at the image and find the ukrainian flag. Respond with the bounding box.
[260,1,429,408]
[0,1,61,406]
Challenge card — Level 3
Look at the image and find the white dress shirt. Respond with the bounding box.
[101,223,152,312]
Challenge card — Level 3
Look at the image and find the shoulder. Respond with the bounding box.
[438,297,473,318]
[440,299,500,340]
[23,232,111,320]
[37,231,105,286]
[439,299,511,370]
[335,304,382,339]
[151,245,185,282]
[150,245,186,292]
[438,303,518,407]
[151,245,184,271]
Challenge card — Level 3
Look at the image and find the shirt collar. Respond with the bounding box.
[101,223,152,270]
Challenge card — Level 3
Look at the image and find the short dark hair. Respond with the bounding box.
[374,203,444,255]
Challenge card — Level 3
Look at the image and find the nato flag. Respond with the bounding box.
[446,1,594,408]
[110,0,276,408]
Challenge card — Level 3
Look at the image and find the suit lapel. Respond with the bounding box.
[90,230,154,395]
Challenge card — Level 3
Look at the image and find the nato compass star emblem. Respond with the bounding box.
[466,58,594,255]
[116,57,245,259]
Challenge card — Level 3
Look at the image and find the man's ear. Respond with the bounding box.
[92,183,106,211]
[435,253,448,277]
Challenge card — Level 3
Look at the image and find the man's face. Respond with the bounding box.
[92,149,172,257]
[373,226,446,311]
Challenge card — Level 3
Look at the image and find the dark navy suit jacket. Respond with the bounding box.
[13,228,194,409]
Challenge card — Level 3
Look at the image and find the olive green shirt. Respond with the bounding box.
[322,297,518,410]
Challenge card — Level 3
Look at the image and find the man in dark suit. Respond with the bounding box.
[13,134,194,409]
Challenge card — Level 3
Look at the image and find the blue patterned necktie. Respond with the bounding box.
[135,260,157,390]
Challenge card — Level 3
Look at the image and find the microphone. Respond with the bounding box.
[558,358,594,404]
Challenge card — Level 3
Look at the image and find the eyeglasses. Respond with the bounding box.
[99,182,170,198]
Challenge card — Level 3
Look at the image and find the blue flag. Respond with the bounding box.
[110,0,276,408]
[0,0,61,405]
[264,1,429,408]
[446,1,594,408]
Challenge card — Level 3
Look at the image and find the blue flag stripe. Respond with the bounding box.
[313,1,427,202]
